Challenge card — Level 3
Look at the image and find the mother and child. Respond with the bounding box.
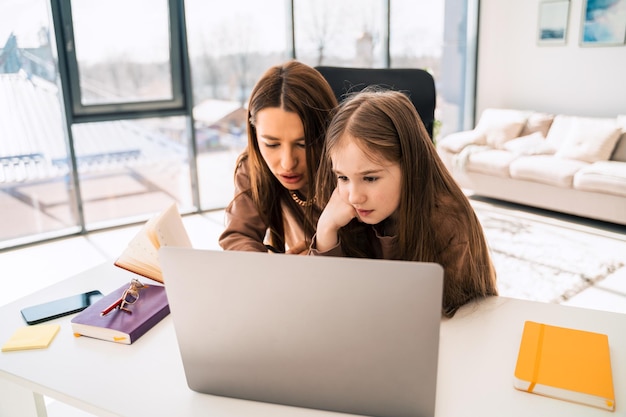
[219,60,497,317]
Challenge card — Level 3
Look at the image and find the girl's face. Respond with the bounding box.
[255,107,307,191]
[331,137,402,225]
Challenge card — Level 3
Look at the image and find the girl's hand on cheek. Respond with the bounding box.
[315,188,355,251]
[326,187,357,228]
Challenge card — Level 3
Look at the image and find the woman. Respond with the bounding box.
[219,61,338,253]
[313,89,497,317]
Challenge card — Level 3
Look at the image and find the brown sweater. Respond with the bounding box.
[219,162,317,252]
[310,195,497,316]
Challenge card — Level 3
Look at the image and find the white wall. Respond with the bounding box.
[476,0,626,119]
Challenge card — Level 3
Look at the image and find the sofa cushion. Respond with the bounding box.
[437,130,486,153]
[503,132,557,156]
[475,108,528,149]
[509,155,589,187]
[574,161,626,197]
[520,112,555,137]
[465,149,518,177]
[551,116,621,163]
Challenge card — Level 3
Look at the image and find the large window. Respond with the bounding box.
[0,0,476,250]
[0,0,79,248]
[62,0,185,117]
[51,0,197,234]
[390,0,445,135]
[294,0,475,138]
[70,116,193,227]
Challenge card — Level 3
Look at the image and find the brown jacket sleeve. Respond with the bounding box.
[308,234,345,257]
[218,162,269,252]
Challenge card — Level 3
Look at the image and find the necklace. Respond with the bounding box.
[290,191,315,207]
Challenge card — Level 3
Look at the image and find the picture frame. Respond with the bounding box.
[580,0,626,46]
[538,0,570,45]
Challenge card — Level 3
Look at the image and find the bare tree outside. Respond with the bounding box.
[218,14,257,106]
[303,1,341,66]
[198,35,222,100]
[294,0,385,68]
[79,57,171,104]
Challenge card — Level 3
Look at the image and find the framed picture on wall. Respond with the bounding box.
[580,0,626,46]
[538,0,570,45]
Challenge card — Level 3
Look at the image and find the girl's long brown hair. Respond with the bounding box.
[316,89,497,316]
[235,60,337,251]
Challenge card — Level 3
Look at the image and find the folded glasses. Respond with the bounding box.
[100,278,147,316]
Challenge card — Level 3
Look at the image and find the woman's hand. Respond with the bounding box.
[315,188,356,252]
[286,240,309,255]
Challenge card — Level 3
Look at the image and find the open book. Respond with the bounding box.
[114,202,192,283]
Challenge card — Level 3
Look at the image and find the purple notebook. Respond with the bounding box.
[71,282,169,344]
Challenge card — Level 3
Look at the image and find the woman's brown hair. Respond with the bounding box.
[235,60,337,251]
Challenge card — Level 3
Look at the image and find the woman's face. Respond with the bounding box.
[331,137,402,225]
[255,107,307,191]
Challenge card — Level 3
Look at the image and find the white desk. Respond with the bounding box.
[0,263,624,417]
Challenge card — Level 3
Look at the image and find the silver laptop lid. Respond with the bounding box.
[160,248,443,417]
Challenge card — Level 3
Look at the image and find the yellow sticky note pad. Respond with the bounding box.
[2,325,61,352]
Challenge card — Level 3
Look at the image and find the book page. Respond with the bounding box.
[154,202,192,248]
[115,228,161,277]
[115,202,191,283]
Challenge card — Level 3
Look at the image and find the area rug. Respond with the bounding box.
[471,201,626,303]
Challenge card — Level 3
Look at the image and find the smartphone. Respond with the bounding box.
[20,290,104,325]
[265,244,281,253]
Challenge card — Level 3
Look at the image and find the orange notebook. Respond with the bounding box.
[514,321,615,411]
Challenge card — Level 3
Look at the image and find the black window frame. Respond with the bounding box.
[53,0,189,123]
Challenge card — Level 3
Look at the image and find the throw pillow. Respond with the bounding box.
[520,112,555,137]
[503,132,557,155]
[545,115,575,149]
[612,115,626,162]
[554,117,622,163]
[611,132,626,162]
[437,130,486,153]
[475,108,528,149]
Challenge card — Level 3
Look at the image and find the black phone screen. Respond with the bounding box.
[20,290,104,325]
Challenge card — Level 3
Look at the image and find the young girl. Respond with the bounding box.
[219,61,338,253]
[313,89,497,317]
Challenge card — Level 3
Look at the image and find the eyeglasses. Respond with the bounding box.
[100,278,147,316]
[119,278,147,313]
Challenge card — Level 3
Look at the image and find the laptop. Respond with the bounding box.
[159,247,443,417]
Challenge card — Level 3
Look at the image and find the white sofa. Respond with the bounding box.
[437,109,626,225]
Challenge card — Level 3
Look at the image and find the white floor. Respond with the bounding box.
[1,205,625,417]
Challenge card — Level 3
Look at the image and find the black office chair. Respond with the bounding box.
[315,66,436,140]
